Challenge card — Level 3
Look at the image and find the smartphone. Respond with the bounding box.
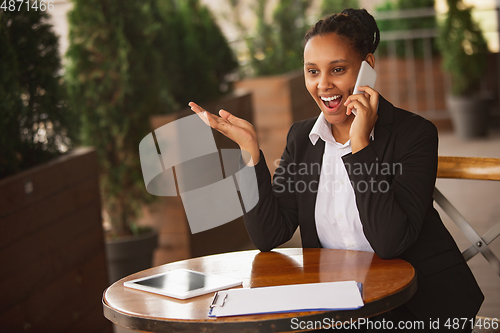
[352,60,377,115]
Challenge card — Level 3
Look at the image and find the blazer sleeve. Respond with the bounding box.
[342,115,439,259]
[243,124,300,252]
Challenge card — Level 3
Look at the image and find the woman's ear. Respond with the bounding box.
[365,53,375,69]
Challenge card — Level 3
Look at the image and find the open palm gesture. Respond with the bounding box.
[189,102,260,165]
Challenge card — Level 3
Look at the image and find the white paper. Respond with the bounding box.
[209,280,363,317]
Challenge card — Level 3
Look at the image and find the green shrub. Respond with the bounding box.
[438,0,489,96]
[320,0,359,17]
[169,0,239,105]
[0,7,75,179]
[249,0,311,76]
[65,0,237,236]
[226,0,312,76]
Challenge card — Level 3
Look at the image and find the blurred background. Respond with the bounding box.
[1,0,499,332]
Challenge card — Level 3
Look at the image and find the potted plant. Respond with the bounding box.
[438,0,490,139]
[0,6,77,178]
[65,0,171,283]
[65,0,238,281]
[0,8,111,332]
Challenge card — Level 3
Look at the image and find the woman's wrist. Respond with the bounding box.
[351,136,370,154]
[240,144,260,166]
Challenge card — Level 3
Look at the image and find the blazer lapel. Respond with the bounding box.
[300,137,325,248]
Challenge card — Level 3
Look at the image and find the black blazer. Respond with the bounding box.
[243,96,483,326]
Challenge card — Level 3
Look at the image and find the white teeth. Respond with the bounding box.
[320,95,341,102]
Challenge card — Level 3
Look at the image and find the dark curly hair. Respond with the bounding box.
[305,8,380,59]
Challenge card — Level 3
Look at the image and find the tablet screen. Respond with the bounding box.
[134,270,206,292]
[124,269,242,299]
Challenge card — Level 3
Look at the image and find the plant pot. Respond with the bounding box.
[446,95,490,139]
[105,229,159,284]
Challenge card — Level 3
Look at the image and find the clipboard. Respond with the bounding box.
[209,280,363,317]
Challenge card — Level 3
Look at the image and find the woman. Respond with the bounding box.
[190,8,483,332]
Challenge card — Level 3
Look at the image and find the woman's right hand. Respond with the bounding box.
[189,102,260,165]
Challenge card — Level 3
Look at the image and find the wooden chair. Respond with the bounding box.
[434,156,500,276]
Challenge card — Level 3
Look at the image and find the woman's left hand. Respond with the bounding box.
[344,86,379,154]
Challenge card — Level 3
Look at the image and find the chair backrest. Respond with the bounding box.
[434,156,500,277]
[437,156,500,181]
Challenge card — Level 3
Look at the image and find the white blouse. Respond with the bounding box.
[309,113,374,252]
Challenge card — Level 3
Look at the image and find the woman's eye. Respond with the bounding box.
[333,68,345,74]
[308,69,319,75]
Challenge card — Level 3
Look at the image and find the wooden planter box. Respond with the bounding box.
[143,90,256,263]
[0,147,111,333]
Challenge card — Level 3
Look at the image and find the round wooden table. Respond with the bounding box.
[103,248,416,332]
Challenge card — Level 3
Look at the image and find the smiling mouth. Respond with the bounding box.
[320,95,342,110]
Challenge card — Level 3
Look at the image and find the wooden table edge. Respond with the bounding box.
[102,273,417,333]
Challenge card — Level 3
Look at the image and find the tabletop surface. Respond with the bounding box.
[103,248,416,332]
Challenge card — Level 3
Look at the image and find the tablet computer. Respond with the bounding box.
[123,269,242,299]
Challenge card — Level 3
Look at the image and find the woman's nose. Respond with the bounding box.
[317,75,332,90]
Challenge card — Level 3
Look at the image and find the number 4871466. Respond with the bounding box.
[0,0,55,12]
[444,318,498,330]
